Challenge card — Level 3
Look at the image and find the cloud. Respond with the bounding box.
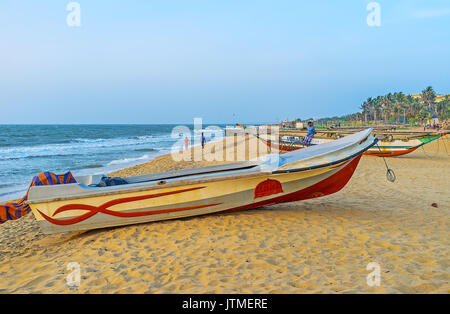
[412,8,450,19]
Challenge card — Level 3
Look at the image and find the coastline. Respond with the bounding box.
[108,134,260,178]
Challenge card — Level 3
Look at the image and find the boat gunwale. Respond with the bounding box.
[273,137,377,174]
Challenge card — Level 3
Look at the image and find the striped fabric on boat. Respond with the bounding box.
[0,172,76,224]
[301,134,314,145]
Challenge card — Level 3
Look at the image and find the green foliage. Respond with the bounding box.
[339,87,448,124]
[300,89,449,126]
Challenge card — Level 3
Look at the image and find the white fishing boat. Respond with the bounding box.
[26,129,376,234]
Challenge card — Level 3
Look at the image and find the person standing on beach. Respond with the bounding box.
[201,132,206,149]
[184,136,189,150]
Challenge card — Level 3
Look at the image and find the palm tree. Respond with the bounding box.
[372,96,382,122]
[394,92,406,123]
[417,108,428,123]
[380,95,392,122]
[412,97,423,118]
[436,96,449,120]
[405,95,414,119]
[421,86,436,112]
[360,97,373,123]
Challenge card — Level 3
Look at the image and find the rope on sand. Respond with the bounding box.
[441,136,450,156]
[421,135,450,158]
[376,144,396,182]
[421,139,439,158]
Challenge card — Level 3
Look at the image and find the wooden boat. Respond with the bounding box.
[26,129,376,234]
[262,133,444,157]
[363,134,442,156]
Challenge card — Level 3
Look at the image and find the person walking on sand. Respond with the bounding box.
[184,136,189,150]
[201,132,206,149]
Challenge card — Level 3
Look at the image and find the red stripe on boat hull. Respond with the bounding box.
[364,146,417,157]
[36,186,215,226]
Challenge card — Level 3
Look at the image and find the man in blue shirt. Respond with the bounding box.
[306,121,316,136]
[302,121,316,145]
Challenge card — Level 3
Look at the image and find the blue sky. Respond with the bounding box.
[1,0,449,124]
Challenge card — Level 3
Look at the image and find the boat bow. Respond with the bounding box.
[267,128,376,172]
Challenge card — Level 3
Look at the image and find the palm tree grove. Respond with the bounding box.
[304,87,449,128]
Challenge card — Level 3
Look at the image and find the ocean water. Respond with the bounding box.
[0,124,226,202]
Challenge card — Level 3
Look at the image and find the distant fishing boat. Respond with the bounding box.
[364,134,443,156]
[26,129,376,234]
[260,132,445,157]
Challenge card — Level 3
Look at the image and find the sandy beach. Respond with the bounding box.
[0,136,449,293]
